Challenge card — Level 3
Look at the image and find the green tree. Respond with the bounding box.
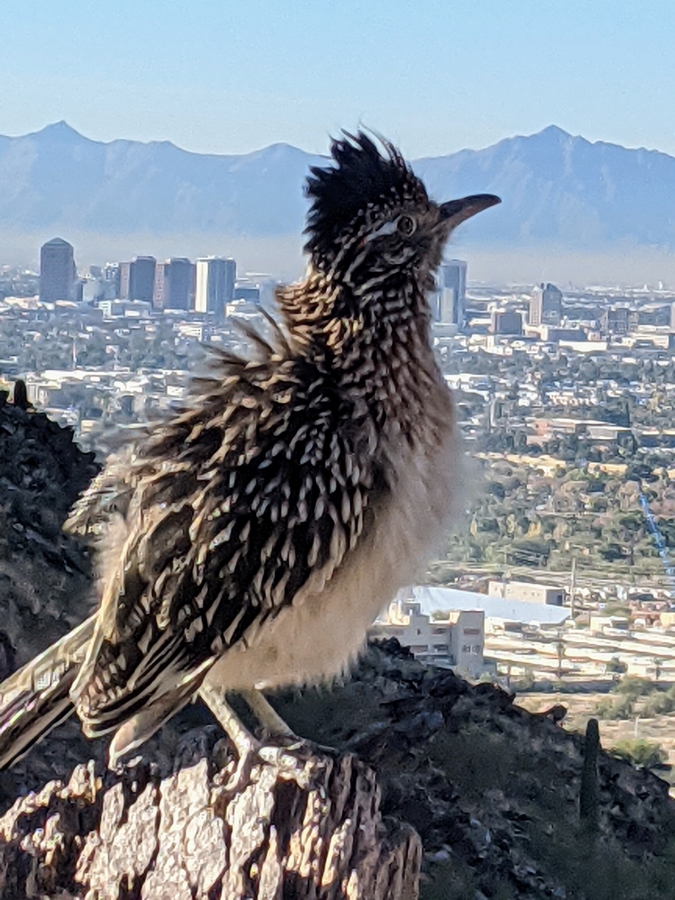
[606,656,627,676]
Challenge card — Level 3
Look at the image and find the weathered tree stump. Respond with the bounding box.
[0,734,421,899]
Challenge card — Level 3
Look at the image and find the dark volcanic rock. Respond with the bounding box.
[0,402,105,803]
[273,644,675,899]
[0,401,99,664]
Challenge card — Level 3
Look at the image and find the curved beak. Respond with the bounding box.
[439,193,501,229]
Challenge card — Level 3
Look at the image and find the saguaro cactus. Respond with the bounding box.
[579,717,601,832]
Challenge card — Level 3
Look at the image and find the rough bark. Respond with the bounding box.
[0,732,421,900]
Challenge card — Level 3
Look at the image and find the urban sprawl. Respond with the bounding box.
[4,238,675,697]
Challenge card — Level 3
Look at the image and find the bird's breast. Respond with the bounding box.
[205,385,462,692]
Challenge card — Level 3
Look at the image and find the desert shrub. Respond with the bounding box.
[603,604,631,617]
[595,695,634,720]
[612,738,667,769]
[641,692,675,717]
[611,676,656,700]
[514,671,535,691]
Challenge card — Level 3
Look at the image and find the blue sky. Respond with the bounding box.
[1,0,674,158]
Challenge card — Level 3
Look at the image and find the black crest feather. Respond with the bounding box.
[304,132,426,262]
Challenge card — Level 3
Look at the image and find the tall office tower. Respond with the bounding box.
[119,262,131,299]
[529,282,562,326]
[430,259,467,326]
[194,257,236,318]
[120,256,157,302]
[102,263,121,298]
[166,258,194,310]
[39,238,77,303]
[152,262,170,310]
[153,258,195,311]
[240,273,276,312]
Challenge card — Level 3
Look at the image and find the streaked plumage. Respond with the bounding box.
[0,132,499,768]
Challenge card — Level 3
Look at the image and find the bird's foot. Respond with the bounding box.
[219,732,263,794]
[199,683,269,793]
[200,684,338,792]
[240,689,338,756]
[241,690,340,757]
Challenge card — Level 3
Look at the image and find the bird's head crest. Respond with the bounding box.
[304,132,428,265]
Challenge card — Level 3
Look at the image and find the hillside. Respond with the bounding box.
[0,401,674,898]
[2,123,675,254]
[0,391,98,667]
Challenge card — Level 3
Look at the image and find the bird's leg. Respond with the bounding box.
[198,682,261,792]
[239,688,295,739]
[239,688,330,768]
[199,684,323,790]
[241,689,336,757]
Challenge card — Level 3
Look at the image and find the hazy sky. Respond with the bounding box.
[1,0,674,158]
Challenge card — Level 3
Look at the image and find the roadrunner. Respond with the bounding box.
[0,133,499,771]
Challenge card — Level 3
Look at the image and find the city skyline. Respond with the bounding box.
[5,120,675,287]
[13,235,471,330]
[1,1,674,159]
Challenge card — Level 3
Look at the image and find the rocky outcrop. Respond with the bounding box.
[0,398,98,668]
[0,731,420,900]
[274,642,675,899]
[0,399,104,800]
[2,639,674,899]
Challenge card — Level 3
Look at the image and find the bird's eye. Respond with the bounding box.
[396,215,416,236]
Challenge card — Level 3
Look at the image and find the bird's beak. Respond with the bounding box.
[439,194,501,229]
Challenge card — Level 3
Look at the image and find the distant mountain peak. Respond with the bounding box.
[535,124,573,140]
[33,121,85,141]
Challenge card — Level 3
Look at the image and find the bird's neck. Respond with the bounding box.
[280,274,445,435]
[338,296,442,438]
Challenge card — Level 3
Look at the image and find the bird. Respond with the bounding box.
[0,132,499,773]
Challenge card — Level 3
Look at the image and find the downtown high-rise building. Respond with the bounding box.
[152,262,170,310]
[431,259,467,327]
[39,237,77,303]
[194,257,236,318]
[102,263,121,298]
[529,283,562,326]
[152,258,195,311]
[119,256,157,303]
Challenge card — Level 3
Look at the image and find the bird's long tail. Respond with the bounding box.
[0,616,96,769]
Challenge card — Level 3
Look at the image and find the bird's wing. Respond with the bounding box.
[65,447,138,537]
[73,353,376,737]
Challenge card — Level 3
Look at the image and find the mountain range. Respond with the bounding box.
[1,121,675,263]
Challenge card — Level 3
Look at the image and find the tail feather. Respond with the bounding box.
[0,616,96,769]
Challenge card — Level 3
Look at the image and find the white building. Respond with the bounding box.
[371,598,484,678]
[488,580,565,606]
[403,585,570,631]
[194,257,236,318]
[176,322,205,341]
[98,299,152,319]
